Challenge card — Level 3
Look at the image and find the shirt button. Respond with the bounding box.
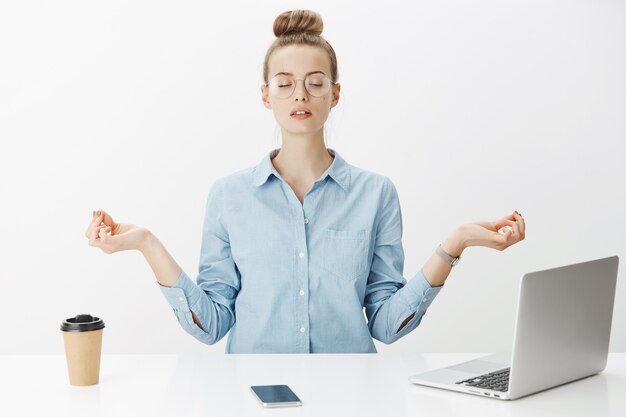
[299,289,305,296]
[300,327,306,333]
[299,251,304,258]
[178,297,184,301]
[423,298,428,303]
[304,218,309,224]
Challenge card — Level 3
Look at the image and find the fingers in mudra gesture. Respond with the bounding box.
[461,210,525,251]
[85,209,148,254]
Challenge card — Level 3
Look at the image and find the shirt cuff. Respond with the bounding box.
[398,268,443,312]
[158,269,204,310]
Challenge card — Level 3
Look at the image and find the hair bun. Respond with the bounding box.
[273,10,323,37]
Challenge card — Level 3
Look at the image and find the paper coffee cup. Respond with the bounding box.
[60,314,105,386]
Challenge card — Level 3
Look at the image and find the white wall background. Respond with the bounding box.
[1,0,624,355]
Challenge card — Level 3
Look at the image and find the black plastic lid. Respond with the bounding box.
[60,314,105,332]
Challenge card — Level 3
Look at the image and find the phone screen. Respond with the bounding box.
[251,385,302,407]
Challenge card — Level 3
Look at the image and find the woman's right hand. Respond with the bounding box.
[85,210,150,254]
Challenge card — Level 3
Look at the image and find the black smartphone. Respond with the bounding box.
[250,384,302,407]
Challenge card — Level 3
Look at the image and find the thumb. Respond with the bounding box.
[99,210,119,230]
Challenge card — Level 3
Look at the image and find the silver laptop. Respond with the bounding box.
[409,255,619,400]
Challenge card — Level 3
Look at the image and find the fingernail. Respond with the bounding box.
[97,210,102,216]
[92,210,95,217]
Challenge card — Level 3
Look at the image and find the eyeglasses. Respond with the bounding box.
[266,74,335,99]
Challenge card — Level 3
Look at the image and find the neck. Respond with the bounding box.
[271,128,334,183]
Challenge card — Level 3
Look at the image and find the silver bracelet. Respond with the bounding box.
[436,244,461,267]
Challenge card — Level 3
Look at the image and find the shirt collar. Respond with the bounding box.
[252,147,350,192]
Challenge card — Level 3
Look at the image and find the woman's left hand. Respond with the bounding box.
[459,211,526,251]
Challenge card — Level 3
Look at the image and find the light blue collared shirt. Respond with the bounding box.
[159,148,442,353]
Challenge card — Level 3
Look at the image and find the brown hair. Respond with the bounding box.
[262,10,339,85]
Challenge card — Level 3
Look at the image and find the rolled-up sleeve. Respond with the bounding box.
[159,179,240,345]
[364,177,442,345]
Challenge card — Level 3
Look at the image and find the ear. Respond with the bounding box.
[260,83,272,110]
[330,82,341,109]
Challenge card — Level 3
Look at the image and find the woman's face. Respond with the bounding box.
[261,44,340,137]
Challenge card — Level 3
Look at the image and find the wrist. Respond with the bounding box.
[138,229,158,254]
[441,228,466,258]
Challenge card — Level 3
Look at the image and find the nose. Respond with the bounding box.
[293,79,308,101]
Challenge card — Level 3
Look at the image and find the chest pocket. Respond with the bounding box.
[322,229,371,281]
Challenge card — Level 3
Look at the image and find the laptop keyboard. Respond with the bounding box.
[455,368,510,392]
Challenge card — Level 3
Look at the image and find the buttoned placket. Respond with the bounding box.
[296,193,314,353]
[295,201,311,352]
[278,176,327,353]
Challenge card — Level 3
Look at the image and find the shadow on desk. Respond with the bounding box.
[159,353,431,416]
[157,354,240,416]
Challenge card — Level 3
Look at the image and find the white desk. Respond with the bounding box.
[1,353,625,417]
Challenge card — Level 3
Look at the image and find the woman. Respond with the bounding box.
[85,10,525,353]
